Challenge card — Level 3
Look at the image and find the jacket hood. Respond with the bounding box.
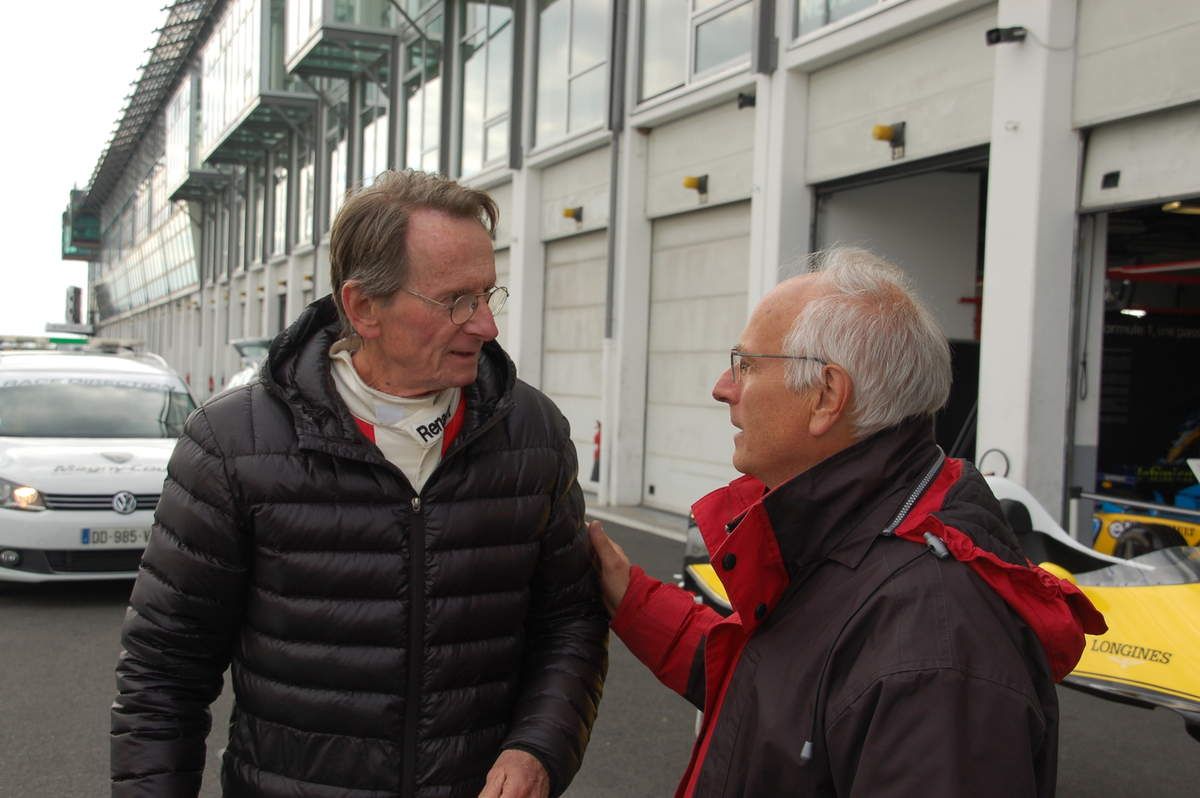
[691,417,1107,682]
[261,295,517,457]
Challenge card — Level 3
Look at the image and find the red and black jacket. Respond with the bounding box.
[614,418,1105,797]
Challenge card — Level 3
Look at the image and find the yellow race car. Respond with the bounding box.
[681,477,1200,743]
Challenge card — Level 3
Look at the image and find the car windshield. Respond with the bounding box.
[233,339,270,361]
[1074,546,1200,588]
[0,373,195,438]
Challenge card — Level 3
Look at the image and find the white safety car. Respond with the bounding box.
[0,349,195,582]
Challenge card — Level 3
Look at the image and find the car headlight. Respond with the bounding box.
[0,476,45,511]
[683,515,709,562]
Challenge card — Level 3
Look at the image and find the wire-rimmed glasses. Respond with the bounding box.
[401,285,509,325]
[729,348,828,383]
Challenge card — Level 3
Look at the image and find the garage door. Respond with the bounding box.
[643,202,749,514]
[493,247,511,352]
[541,231,607,493]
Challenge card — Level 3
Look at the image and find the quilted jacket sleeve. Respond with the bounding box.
[111,407,250,797]
[500,425,610,797]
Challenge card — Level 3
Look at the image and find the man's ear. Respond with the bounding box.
[808,364,853,437]
[341,281,381,340]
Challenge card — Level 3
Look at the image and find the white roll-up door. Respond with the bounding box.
[1080,104,1200,212]
[643,202,749,514]
[541,231,606,492]
[493,247,511,352]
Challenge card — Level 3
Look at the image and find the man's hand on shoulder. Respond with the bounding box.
[478,749,550,798]
[587,520,630,616]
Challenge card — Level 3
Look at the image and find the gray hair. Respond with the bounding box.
[330,170,498,337]
[782,247,951,438]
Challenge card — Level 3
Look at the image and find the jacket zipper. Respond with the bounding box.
[392,402,512,797]
[404,495,424,798]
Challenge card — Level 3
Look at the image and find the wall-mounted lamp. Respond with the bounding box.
[985,26,1027,46]
[736,92,756,109]
[239,291,247,299]
[303,274,313,282]
[872,122,906,160]
[1163,200,1200,216]
[562,206,583,223]
[682,174,709,198]
[278,279,289,287]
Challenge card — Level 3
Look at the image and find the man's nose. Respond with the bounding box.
[713,368,737,405]
[462,299,499,341]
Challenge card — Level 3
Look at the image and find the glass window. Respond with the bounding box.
[361,81,390,185]
[695,1,752,73]
[272,165,288,255]
[459,0,513,176]
[639,0,751,102]
[298,148,315,245]
[639,0,687,100]
[200,0,264,158]
[535,0,609,146]
[404,12,444,173]
[0,374,195,438]
[796,0,878,38]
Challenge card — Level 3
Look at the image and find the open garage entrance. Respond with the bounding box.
[813,150,988,461]
[1093,201,1200,506]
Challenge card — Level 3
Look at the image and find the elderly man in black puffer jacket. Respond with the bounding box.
[111,171,609,798]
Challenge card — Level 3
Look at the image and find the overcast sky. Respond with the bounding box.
[0,2,165,337]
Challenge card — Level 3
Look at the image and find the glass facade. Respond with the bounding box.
[639,0,751,102]
[94,210,199,319]
[164,77,195,196]
[361,81,389,185]
[404,7,443,172]
[286,0,321,57]
[200,0,264,159]
[535,0,609,146]
[796,0,878,37]
[459,0,513,176]
[298,148,315,245]
[272,164,288,255]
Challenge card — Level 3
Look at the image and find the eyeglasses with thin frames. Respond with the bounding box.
[729,348,827,383]
[401,285,509,325]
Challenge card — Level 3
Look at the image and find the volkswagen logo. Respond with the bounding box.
[112,491,138,515]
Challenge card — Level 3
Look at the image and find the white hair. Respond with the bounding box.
[782,247,952,438]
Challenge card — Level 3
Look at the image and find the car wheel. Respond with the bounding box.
[1112,523,1187,559]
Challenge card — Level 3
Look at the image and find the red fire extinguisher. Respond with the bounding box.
[590,421,601,483]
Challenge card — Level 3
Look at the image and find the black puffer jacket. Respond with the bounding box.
[112,296,609,798]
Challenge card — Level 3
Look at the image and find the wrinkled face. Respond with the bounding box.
[364,209,498,396]
[712,277,826,488]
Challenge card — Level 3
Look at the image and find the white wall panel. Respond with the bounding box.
[646,103,755,219]
[1074,0,1200,127]
[541,146,611,241]
[1080,104,1200,212]
[644,202,749,514]
[815,170,981,341]
[806,6,995,184]
[541,231,607,491]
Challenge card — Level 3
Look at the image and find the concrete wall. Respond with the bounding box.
[1074,0,1200,127]
[646,102,755,219]
[806,5,995,183]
